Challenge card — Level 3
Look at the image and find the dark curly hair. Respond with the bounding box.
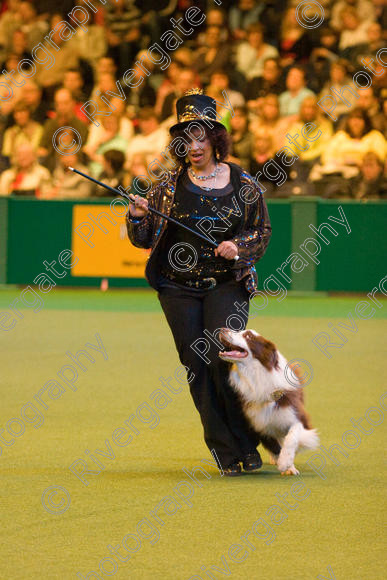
[345,108,372,138]
[169,121,231,170]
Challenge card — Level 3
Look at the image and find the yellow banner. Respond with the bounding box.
[71,205,150,278]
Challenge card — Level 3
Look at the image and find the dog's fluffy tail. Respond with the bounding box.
[299,428,319,450]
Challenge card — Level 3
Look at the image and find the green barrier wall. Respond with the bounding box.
[0,197,385,291]
[316,201,386,292]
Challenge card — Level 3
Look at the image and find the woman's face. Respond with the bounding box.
[348,116,365,138]
[187,127,215,170]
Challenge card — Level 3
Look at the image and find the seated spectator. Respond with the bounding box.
[312,108,386,180]
[249,129,275,177]
[229,0,265,41]
[286,96,333,179]
[35,13,79,99]
[38,88,89,171]
[279,66,315,117]
[95,56,118,80]
[246,58,284,114]
[250,93,291,151]
[279,7,313,67]
[0,0,21,56]
[248,129,292,197]
[0,143,51,197]
[91,150,127,197]
[123,52,156,119]
[349,151,387,199]
[235,23,278,81]
[0,53,24,113]
[345,21,385,68]
[338,8,370,61]
[90,72,118,104]
[85,100,133,154]
[125,107,169,167]
[363,21,384,54]
[18,1,48,50]
[105,0,142,76]
[111,98,134,141]
[331,0,375,31]
[306,28,339,94]
[193,26,231,86]
[84,113,129,177]
[207,70,245,110]
[3,29,31,63]
[160,68,197,122]
[62,68,90,123]
[63,69,88,107]
[155,60,182,119]
[206,7,227,29]
[228,106,254,171]
[339,87,386,135]
[2,101,43,161]
[21,80,48,124]
[306,56,331,96]
[204,81,233,132]
[49,152,92,199]
[311,27,340,64]
[319,60,357,121]
[197,8,228,45]
[72,4,107,72]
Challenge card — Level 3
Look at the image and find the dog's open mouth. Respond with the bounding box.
[218,335,248,359]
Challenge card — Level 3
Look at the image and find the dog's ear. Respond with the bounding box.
[244,332,279,371]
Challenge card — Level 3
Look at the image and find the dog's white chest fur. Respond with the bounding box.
[229,363,296,440]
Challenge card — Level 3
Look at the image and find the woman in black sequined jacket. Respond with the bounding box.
[126,90,274,476]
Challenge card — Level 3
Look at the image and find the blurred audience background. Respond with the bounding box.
[0,0,385,200]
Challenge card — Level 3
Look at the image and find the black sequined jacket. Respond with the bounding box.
[126,162,271,296]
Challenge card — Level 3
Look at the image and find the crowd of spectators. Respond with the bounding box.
[0,0,385,200]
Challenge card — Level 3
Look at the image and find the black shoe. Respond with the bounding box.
[243,453,262,471]
[223,462,242,476]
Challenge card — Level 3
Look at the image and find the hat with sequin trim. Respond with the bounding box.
[169,88,225,134]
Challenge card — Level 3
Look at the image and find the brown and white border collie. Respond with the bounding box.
[219,328,319,475]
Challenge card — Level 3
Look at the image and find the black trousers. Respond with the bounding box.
[157,277,260,468]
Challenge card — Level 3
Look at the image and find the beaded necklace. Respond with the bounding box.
[188,163,222,192]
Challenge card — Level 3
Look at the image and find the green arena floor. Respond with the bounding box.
[0,289,386,580]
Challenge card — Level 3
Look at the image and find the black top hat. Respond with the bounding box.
[169,88,225,134]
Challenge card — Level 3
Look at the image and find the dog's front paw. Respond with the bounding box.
[280,465,300,476]
[277,452,292,472]
[269,454,278,465]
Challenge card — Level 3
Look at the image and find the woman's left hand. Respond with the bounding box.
[214,241,239,260]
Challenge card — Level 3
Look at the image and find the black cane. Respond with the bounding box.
[68,166,239,259]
